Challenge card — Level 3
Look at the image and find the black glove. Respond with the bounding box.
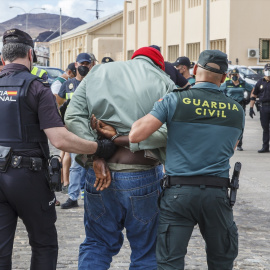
[249,107,255,118]
[94,139,116,159]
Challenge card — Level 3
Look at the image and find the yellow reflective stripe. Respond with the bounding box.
[31,66,38,75]
[31,67,47,78]
[65,92,74,99]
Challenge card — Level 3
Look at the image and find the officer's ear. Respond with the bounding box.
[193,64,198,75]
[220,73,227,84]
[28,49,33,63]
[0,57,5,66]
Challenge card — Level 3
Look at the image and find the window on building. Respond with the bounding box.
[211,0,217,2]
[210,39,226,53]
[169,0,180,13]
[127,50,134,60]
[188,0,202,8]
[260,39,270,61]
[186,43,200,61]
[153,1,162,18]
[128,10,135,25]
[140,6,147,21]
[168,45,179,62]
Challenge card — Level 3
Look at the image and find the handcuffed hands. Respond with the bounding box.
[93,158,111,191]
[91,114,117,139]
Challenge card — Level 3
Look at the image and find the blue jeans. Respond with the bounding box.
[78,165,164,270]
[68,153,86,201]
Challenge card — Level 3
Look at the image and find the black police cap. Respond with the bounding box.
[67,62,76,73]
[2,28,37,62]
[172,56,191,68]
[101,57,114,64]
[264,63,270,70]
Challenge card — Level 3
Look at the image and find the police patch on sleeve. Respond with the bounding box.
[69,83,74,90]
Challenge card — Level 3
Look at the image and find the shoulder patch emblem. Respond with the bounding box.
[260,85,263,89]
[69,83,74,90]
[158,98,163,102]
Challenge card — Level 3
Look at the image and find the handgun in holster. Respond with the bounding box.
[48,156,62,192]
[229,162,241,207]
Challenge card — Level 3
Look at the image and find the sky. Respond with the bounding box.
[0,0,124,23]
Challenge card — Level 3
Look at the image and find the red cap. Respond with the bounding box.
[131,47,165,71]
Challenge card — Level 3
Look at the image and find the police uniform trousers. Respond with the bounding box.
[156,185,238,270]
[260,104,270,149]
[237,101,246,147]
[0,166,58,270]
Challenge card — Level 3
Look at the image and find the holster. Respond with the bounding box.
[0,146,12,173]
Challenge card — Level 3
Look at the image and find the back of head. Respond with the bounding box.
[1,28,37,63]
[195,50,228,85]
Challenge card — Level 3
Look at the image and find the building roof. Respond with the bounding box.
[50,10,123,42]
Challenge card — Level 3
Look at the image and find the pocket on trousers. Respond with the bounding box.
[85,189,106,221]
[226,222,238,259]
[130,189,159,224]
[156,223,170,262]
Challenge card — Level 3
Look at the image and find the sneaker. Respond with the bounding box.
[237,146,243,151]
[81,189,84,200]
[61,198,78,209]
[61,184,69,194]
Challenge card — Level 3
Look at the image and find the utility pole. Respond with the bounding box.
[87,0,104,20]
[205,0,210,50]
[60,8,62,69]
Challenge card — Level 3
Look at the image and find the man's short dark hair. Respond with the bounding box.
[2,39,32,63]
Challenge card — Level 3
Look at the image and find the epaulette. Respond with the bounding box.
[36,78,50,87]
[173,85,191,92]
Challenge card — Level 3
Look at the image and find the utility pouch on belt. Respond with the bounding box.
[0,146,12,173]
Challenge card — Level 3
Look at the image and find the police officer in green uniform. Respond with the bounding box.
[249,63,270,153]
[220,68,253,151]
[130,50,244,270]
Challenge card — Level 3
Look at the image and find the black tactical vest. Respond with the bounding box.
[0,70,49,157]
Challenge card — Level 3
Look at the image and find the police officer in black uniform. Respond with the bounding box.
[0,29,114,270]
[249,63,270,153]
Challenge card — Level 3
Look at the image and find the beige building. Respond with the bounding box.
[124,0,270,66]
[50,11,123,69]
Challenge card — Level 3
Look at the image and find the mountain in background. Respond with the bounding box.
[0,13,86,39]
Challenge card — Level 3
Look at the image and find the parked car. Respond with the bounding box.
[35,66,64,85]
[248,66,265,77]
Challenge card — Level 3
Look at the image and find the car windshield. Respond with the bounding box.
[253,69,264,76]
[238,67,257,76]
[45,69,64,79]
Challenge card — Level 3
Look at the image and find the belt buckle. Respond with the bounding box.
[29,157,42,171]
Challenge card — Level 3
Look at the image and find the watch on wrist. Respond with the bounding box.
[111,133,121,141]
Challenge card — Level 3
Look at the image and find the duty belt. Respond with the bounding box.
[10,155,46,171]
[261,101,270,106]
[162,175,230,189]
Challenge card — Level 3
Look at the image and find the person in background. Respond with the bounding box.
[58,53,93,209]
[220,68,253,151]
[50,62,76,197]
[51,62,76,107]
[149,45,189,89]
[101,57,114,64]
[172,56,196,86]
[249,63,270,153]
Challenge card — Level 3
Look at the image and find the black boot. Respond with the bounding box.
[258,147,269,153]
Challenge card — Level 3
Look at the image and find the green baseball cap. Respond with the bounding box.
[198,50,228,74]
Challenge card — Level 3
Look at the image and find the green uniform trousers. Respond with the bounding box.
[156,185,238,270]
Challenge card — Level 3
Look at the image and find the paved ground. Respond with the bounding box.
[12,112,270,269]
